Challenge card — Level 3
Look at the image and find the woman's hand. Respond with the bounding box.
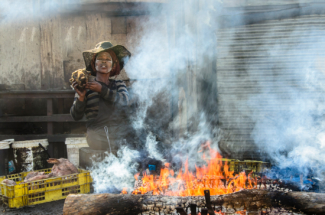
[86,81,102,93]
[72,81,86,101]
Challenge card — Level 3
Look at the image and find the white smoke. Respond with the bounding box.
[124,0,222,135]
[90,147,140,193]
[88,0,224,192]
[169,113,222,172]
[0,0,80,22]
[250,77,325,175]
[145,132,164,161]
[246,26,325,180]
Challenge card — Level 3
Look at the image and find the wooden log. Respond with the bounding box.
[63,194,144,215]
[63,189,325,215]
[211,189,325,214]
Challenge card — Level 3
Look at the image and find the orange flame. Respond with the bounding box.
[121,188,128,194]
[132,141,257,196]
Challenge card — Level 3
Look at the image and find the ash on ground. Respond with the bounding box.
[0,199,64,215]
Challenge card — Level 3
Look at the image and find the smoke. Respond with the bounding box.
[90,147,140,193]
[0,0,80,22]
[89,0,224,192]
[125,0,221,126]
[145,132,164,161]
[245,25,325,181]
[169,114,222,172]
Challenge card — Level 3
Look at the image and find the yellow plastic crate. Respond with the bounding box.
[232,160,270,176]
[0,168,92,208]
[220,158,237,172]
[216,159,270,176]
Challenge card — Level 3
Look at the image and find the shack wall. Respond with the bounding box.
[0,1,166,90]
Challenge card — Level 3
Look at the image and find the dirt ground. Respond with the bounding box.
[0,199,65,215]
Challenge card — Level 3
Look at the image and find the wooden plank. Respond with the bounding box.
[61,14,88,89]
[0,114,85,122]
[17,12,42,90]
[85,12,111,49]
[47,98,53,116]
[0,20,19,85]
[111,17,127,34]
[126,16,141,80]
[13,18,26,88]
[58,99,64,114]
[58,98,65,134]
[0,134,85,142]
[47,98,53,135]
[39,15,64,90]
[0,90,75,99]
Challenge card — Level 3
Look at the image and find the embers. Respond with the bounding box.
[173,190,240,215]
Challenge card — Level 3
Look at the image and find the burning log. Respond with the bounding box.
[63,189,325,215]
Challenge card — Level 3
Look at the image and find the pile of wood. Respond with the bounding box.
[63,189,325,215]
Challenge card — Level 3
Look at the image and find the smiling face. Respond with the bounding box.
[95,52,113,74]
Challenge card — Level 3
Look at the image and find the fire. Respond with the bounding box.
[132,141,257,196]
[121,188,128,194]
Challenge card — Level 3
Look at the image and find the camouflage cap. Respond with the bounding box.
[82,41,131,74]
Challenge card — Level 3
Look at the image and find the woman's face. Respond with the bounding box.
[95,52,113,74]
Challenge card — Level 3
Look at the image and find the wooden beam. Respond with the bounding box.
[47,98,53,135]
[0,114,86,122]
[0,90,75,99]
[0,134,85,142]
[58,99,64,114]
[58,98,65,134]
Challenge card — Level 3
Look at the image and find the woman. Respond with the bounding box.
[70,41,132,153]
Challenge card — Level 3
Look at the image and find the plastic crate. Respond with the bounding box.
[0,168,92,208]
[219,158,237,172]
[233,160,270,176]
[217,159,270,176]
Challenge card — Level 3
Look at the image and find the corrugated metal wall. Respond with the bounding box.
[216,14,325,160]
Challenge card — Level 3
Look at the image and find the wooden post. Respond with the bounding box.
[58,98,64,114]
[47,98,53,135]
[58,98,64,134]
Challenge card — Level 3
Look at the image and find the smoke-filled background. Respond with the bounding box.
[0,0,81,22]
[90,0,224,193]
[217,5,325,187]
[1,0,325,193]
[247,29,325,180]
